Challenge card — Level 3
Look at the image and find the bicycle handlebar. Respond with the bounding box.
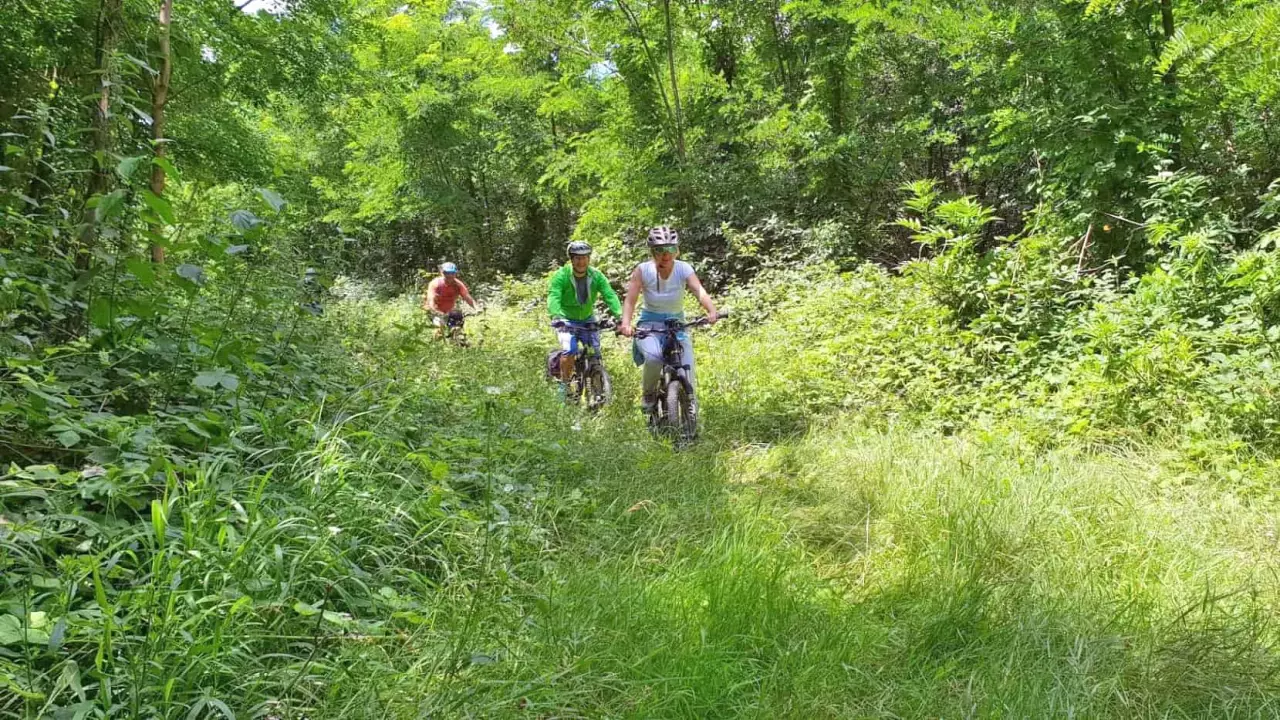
[553,318,618,334]
[629,314,723,339]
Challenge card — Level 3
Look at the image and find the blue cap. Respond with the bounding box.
[440,262,458,274]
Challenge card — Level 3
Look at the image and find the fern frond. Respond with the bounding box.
[1158,3,1280,74]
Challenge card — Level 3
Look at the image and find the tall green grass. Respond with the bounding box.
[461,415,1280,718]
[6,294,1279,718]
[424,301,1280,718]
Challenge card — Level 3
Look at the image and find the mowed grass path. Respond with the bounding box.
[411,308,1280,718]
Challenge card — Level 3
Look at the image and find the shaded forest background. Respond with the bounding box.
[6,0,1278,286]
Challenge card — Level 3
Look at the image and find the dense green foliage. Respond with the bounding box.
[4,0,1280,716]
[8,0,1277,277]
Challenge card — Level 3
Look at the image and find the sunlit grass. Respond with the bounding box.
[427,303,1280,719]
[7,296,1278,718]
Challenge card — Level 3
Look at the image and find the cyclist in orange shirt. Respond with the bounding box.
[422,262,478,338]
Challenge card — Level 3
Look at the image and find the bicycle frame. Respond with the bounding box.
[440,310,472,347]
[562,322,607,363]
[558,319,614,408]
[635,318,705,396]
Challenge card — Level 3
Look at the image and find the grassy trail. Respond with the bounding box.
[391,308,1280,719]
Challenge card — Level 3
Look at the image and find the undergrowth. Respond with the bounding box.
[6,279,1280,717]
[5,170,1280,717]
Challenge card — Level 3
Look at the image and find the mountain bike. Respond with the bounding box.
[632,316,717,445]
[441,310,472,347]
[551,318,615,411]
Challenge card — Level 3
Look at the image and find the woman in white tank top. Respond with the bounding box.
[619,227,719,409]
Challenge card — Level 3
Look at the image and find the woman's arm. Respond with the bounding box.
[619,266,642,336]
[686,272,718,323]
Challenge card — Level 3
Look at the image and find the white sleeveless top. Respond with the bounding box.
[639,260,694,314]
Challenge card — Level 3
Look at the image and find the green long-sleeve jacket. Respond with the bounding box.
[547,265,622,321]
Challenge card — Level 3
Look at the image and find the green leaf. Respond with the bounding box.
[94,189,128,222]
[48,618,67,651]
[18,374,70,407]
[125,102,153,125]
[230,209,262,232]
[176,263,206,286]
[152,499,167,545]
[193,371,220,389]
[92,566,110,613]
[124,54,157,75]
[293,601,320,616]
[193,368,239,391]
[177,417,212,438]
[116,155,148,180]
[141,189,176,225]
[152,156,182,183]
[322,610,354,626]
[56,429,82,448]
[186,698,236,720]
[257,187,287,212]
[87,298,114,328]
[0,615,50,646]
[126,257,156,287]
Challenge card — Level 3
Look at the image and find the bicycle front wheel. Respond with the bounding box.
[665,379,696,444]
[586,363,611,411]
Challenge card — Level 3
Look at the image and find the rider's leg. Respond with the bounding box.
[680,333,698,414]
[431,314,445,339]
[559,350,577,383]
[679,333,696,392]
[557,330,577,383]
[637,333,664,409]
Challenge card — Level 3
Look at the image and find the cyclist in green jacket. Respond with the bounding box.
[548,241,622,386]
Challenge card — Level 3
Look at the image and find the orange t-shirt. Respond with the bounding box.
[426,277,469,313]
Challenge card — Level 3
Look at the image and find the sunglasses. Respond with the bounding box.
[651,246,677,255]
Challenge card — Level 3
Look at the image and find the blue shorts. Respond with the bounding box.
[557,319,600,355]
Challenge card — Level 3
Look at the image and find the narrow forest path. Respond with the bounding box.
[378,305,1280,719]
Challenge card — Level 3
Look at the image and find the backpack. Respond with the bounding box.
[545,349,564,380]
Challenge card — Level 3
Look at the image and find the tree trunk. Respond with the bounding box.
[149,0,174,263]
[616,0,681,160]
[661,0,686,161]
[828,57,844,135]
[79,0,124,268]
[549,114,570,245]
[768,4,791,100]
[1159,0,1181,166]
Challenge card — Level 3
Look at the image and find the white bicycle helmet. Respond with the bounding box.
[647,226,679,247]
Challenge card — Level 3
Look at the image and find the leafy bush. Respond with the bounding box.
[715,171,1280,473]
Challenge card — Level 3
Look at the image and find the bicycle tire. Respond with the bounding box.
[665,379,696,444]
[569,360,586,405]
[645,380,665,438]
[586,363,611,411]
